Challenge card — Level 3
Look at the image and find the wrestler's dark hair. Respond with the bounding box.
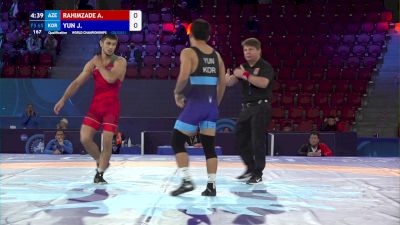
[96,34,118,55]
[100,34,118,42]
[191,19,210,41]
[241,38,261,50]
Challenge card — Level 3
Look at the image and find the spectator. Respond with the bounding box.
[17,20,29,40]
[44,130,73,154]
[0,25,4,48]
[321,116,338,131]
[112,129,125,154]
[21,103,39,128]
[43,34,57,62]
[26,34,42,54]
[56,118,68,130]
[128,43,143,66]
[9,0,20,19]
[170,20,189,45]
[298,131,333,157]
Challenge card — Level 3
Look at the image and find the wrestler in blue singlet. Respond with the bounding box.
[174,46,220,133]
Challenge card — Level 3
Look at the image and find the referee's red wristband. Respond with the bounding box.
[243,71,250,79]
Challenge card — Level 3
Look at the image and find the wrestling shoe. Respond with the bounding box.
[94,171,108,184]
[170,180,195,196]
[201,182,216,196]
[236,171,252,181]
[246,175,262,185]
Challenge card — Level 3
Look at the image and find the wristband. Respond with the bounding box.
[242,71,250,79]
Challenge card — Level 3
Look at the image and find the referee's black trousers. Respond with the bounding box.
[235,102,271,177]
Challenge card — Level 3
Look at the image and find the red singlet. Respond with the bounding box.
[82,63,122,132]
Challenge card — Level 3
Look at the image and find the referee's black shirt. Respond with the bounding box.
[240,58,275,103]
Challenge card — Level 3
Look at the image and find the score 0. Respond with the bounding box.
[129,10,142,32]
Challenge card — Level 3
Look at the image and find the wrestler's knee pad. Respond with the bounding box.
[171,129,188,154]
[200,134,217,159]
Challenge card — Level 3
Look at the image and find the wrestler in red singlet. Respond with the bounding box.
[83,59,121,133]
[54,34,127,184]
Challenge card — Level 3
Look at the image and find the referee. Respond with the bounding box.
[225,37,274,184]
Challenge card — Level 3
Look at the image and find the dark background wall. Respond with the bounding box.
[0,79,243,119]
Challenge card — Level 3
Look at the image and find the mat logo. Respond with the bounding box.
[25,134,45,154]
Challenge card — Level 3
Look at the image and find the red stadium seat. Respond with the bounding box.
[341,68,357,80]
[174,45,186,55]
[297,120,313,132]
[321,107,340,118]
[33,65,49,78]
[330,93,346,107]
[297,93,313,108]
[346,93,363,108]
[18,65,32,78]
[340,106,356,121]
[39,53,53,66]
[139,66,154,79]
[144,33,157,44]
[117,34,130,43]
[272,107,285,119]
[130,33,144,43]
[310,67,325,80]
[380,11,393,22]
[159,44,173,55]
[158,55,172,68]
[277,68,292,80]
[350,80,368,94]
[282,80,300,93]
[144,44,158,56]
[306,108,321,120]
[162,23,175,34]
[299,56,313,68]
[356,34,370,45]
[317,81,333,93]
[148,13,160,23]
[293,67,309,80]
[281,92,296,107]
[314,93,329,107]
[143,55,157,66]
[125,64,139,79]
[357,68,373,81]
[361,22,374,34]
[147,23,160,34]
[273,80,282,93]
[352,45,366,57]
[300,80,315,93]
[154,67,170,79]
[334,80,350,93]
[375,22,389,33]
[169,67,179,79]
[342,34,355,45]
[368,45,382,57]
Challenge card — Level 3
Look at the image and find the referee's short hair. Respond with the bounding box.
[241,38,261,50]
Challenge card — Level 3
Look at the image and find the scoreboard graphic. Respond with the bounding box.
[29,10,142,35]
